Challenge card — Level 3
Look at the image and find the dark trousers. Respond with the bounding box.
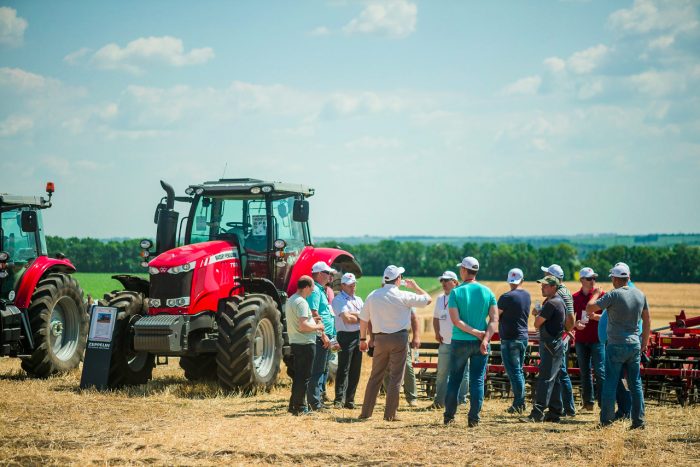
[334,330,362,404]
[530,338,564,420]
[307,336,329,409]
[289,343,316,413]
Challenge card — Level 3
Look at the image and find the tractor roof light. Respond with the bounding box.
[195,188,204,195]
[46,182,55,194]
[140,239,153,250]
[185,187,195,195]
[261,185,273,193]
[250,187,261,194]
[0,251,9,262]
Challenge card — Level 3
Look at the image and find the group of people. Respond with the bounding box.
[285,256,651,430]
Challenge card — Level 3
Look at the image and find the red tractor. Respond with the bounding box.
[0,183,88,377]
[102,178,361,392]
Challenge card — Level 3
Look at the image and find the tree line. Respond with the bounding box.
[45,236,700,283]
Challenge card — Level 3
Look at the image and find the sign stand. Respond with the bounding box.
[80,305,118,390]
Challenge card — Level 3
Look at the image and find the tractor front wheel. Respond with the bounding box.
[216,294,283,394]
[20,273,88,377]
[180,354,218,381]
[101,291,155,388]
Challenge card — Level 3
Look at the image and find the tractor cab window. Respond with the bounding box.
[244,199,268,252]
[190,197,245,245]
[271,196,306,252]
[1,209,40,264]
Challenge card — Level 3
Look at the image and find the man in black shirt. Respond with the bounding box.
[497,268,531,414]
[521,276,566,423]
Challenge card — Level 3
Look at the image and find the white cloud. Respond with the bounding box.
[501,75,542,96]
[578,79,604,99]
[309,26,330,36]
[344,136,401,150]
[568,44,609,74]
[629,70,683,96]
[0,115,33,137]
[0,67,52,91]
[544,57,566,73]
[0,7,27,47]
[63,47,91,65]
[91,36,214,73]
[342,0,417,38]
[609,0,699,35]
[319,91,405,119]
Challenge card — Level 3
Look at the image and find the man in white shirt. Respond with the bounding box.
[430,270,469,410]
[359,265,432,421]
[331,273,364,409]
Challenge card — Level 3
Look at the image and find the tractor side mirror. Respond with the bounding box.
[20,211,38,233]
[292,200,309,222]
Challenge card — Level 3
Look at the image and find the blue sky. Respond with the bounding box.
[1,0,699,239]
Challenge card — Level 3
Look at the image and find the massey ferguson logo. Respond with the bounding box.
[159,267,168,273]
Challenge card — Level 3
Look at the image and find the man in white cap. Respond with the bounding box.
[497,267,531,414]
[331,272,364,409]
[358,265,431,421]
[572,267,605,411]
[430,270,469,410]
[443,256,498,428]
[541,263,576,417]
[306,260,338,411]
[586,263,650,429]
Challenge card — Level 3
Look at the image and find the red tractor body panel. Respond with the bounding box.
[147,240,242,316]
[13,256,77,309]
[285,246,356,297]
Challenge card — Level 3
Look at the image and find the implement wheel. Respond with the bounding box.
[216,294,283,394]
[20,273,88,377]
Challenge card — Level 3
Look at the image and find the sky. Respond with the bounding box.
[1,0,699,239]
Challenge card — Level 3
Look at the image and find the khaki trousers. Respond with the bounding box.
[360,330,409,420]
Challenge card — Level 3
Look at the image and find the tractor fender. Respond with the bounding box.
[13,257,76,309]
[242,277,285,310]
[286,246,362,297]
[111,274,150,297]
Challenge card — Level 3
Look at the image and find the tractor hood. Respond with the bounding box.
[148,241,236,269]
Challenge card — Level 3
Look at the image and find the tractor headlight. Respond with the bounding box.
[140,261,149,268]
[195,188,204,195]
[261,185,273,193]
[185,187,195,196]
[250,187,261,194]
[149,266,160,275]
[149,298,161,307]
[165,296,190,307]
[0,251,9,262]
[167,261,196,274]
[139,239,153,250]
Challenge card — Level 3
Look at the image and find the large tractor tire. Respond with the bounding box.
[216,294,283,394]
[100,291,155,388]
[21,273,88,377]
[179,354,218,381]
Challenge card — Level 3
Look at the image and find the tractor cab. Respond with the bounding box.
[183,179,313,290]
[0,187,52,300]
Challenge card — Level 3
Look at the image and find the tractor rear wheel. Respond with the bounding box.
[101,291,155,387]
[180,354,218,381]
[20,273,88,377]
[216,294,283,394]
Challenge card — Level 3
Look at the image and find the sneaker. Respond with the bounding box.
[333,401,344,409]
[467,419,479,428]
[444,418,455,425]
[506,406,524,415]
[427,402,444,411]
[519,415,544,423]
[630,423,646,430]
[310,404,330,412]
[543,414,562,423]
[344,402,356,409]
[407,400,418,408]
[289,407,311,416]
[596,422,613,429]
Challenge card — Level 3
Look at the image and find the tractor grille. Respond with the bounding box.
[149,270,193,302]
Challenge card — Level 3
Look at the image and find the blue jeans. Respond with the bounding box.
[616,375,632,419]
[575,342,605,405]
[444,340,488,423]
[501,339,528,409]
[531,337,564,419]
[307,337,329,409]
[559,340,575,414]
[601,343,644,426]
[434,343,469,406]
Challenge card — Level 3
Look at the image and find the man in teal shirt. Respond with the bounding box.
[306,261,338,410]
[444,256,499,427]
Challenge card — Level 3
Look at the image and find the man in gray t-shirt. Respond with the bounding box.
[586,263,651,429]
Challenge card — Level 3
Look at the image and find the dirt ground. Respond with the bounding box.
[1,281,698,466]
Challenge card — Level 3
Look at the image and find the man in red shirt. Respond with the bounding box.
[572,267,605,411]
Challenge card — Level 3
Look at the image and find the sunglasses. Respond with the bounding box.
[583,277,596,282]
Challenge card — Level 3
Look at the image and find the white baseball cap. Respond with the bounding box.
[609,263,631,278]
[541,264,564,280]
[579,267,598,279]
[507,268,524,284]
[311,261,336,274]
[456,256,479,271]
[341,272,357,285]
[383,265,405,282]
[438,271,458,282]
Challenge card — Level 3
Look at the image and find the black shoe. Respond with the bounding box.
[583,403,595,412]
[506,405,524,415]
[344,402,356,409]
[543,415,562,423]
[520,415,544,423]
[444,418,455,425]
[596,421,613,429]
[288,407,311,416]
[310,404,330,412]
[564,410,576,417]
[630,423,645,430]
[467,419,479,428]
